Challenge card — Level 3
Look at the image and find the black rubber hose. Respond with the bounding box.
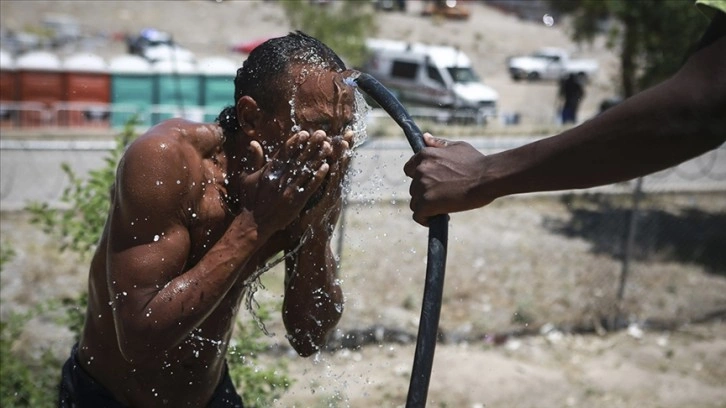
[353,72,449,408]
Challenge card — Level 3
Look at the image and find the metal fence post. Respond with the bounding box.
[617,176,645,305]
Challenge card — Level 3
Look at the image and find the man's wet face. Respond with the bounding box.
[265,65,356,210]
[264,65,356,146]
[254,64,358,168]
[290,68,356,137]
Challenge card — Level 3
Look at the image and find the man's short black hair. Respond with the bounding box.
[217,31,346,133]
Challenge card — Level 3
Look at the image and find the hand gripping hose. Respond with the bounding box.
[353,72,449,408]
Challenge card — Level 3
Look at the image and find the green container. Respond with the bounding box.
[201,75,235,123]
[109,56,154,128]
[152,60,203,124]
[198,57,238,123]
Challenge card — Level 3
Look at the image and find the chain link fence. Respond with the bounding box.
[1,138,725,343]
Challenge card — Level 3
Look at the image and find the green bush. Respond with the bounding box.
[0,310,60,408]
[281,0,377,68]
[27,120,137,258]
[1,246,60,408]
[228,306,292,407]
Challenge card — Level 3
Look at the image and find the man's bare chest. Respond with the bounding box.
[186,183,235,256]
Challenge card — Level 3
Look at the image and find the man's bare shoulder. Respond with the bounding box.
[129,118,224,156]
[116,119,224,210]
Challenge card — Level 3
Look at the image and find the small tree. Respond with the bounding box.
[27,119,137,258]
[281,0,377,68]
[549,0,709,97]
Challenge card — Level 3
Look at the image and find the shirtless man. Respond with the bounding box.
[59,32,360,407]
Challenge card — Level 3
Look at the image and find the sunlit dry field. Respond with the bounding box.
[2,192,725,407]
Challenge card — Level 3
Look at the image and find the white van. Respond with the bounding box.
[362,38,498,123]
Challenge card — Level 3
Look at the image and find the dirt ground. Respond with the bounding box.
[2,194,725,407]
[1,1,725,407]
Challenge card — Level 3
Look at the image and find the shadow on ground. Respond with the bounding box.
[544,194,726,276]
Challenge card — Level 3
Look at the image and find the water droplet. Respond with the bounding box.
[543,14,554,26]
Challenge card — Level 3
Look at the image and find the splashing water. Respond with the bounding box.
[543,14,555,27]
[241,68,370,340]
[241,226,313,335]
[349,86,371,150]
[286,71,370,150]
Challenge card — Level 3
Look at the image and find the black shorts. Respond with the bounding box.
[58,345,244,407]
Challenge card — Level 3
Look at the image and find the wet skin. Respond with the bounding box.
[77,65,358,407]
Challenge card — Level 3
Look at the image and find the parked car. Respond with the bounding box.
[361,38,498,123]
[507,47,598,82]
[127,28,194,63]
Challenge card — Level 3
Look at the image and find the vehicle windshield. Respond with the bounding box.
[447,67,479,84]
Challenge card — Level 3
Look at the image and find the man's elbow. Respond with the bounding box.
[294,343,322,358]
[288,333,327,357]
[286,320,341,357]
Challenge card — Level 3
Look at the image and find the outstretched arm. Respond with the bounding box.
[282,130,352,356]
[405,15,725,226]
[282,228,343,356]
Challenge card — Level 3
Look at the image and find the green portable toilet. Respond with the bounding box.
[198,56,238,123]
[109,55,153,128]
[152,59,203,124]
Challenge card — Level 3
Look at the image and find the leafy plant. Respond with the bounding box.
[227,304,293,407]
[281,0,377,68]
[548,0,709,96]
[0,304,62,407]
[0,240,15,272]
[27,119,137,258]
[1,238,59,407]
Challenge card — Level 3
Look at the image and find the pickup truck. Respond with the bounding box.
[507,47,598,82]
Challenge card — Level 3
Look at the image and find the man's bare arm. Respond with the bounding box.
[282,232,343,356]
[491,33,725,196]
[405,22,725,226]
[281,131,351,356]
